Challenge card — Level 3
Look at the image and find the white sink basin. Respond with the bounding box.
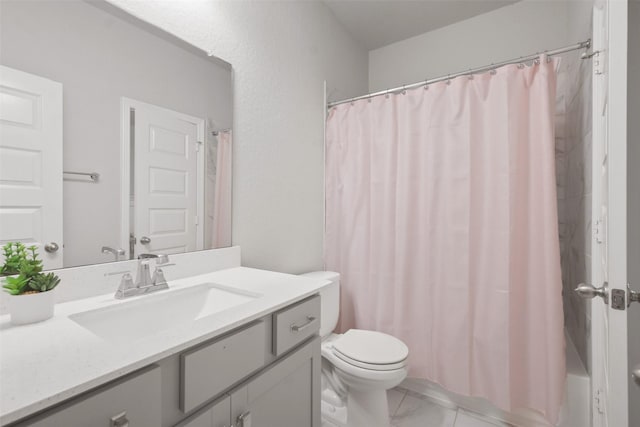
[69,283,261,343]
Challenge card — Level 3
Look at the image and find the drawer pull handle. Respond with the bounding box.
[237,410,252,427]
[110,412,129,427]
[290,316,316,333]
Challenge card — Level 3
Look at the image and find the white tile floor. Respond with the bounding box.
[388,388,512,427]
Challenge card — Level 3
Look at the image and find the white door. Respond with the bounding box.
[0,66,63,269]
[587,2,631,427]
[124,99,204,258]
[627,1,640,424]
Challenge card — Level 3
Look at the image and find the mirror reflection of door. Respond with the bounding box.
[1,0,233,268]
[0,66,63,269]
[123,99,204,260]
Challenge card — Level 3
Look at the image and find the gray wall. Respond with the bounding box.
[368,0,571,92]
[556,0,595,374]
[106,0,369,273]
[556,49,592,373]
[0,0,233,267]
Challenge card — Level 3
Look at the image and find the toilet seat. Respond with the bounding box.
[330,329,408,371]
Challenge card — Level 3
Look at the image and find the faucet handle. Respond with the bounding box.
[152,268,169,289]
[156,254,170,265]
[114,273,135,299]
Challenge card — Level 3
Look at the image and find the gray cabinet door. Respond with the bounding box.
[176,395,230,427]
[17,366,161,427]
[230,336,320,427]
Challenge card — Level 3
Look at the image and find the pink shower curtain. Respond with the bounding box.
[325,59,565,423]
[212,130,232,247]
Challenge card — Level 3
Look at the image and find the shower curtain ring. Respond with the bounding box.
[385,89,390,99]
[446,75,451,85]
[402,85,407,95]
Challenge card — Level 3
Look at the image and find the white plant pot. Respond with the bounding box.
[7,288,56,325]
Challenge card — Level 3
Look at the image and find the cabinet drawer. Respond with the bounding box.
[273,295,320,356]
[17,366,161,427]
[180,321,266,413]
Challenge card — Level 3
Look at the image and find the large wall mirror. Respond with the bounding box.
[0,0,233,269]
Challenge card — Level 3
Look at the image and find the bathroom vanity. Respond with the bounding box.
[0,265,327,427]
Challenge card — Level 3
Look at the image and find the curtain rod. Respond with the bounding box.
[328,39,591,108]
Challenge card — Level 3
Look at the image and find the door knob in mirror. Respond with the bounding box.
[140,236,151,244]
[574,282,609,304]
[44,242,59,253]
[632,366,640,387]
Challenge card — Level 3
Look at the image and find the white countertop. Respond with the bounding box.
[0,267,329,425]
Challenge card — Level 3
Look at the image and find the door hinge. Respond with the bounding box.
[594,219,604,244]
[196,140,203,152]
[195,215,199,226]
[594,388,605,414]
[594,53,604,75]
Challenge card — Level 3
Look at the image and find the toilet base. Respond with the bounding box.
[321,391,390,427]
[345,388,390,427]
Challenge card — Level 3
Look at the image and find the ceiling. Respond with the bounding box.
[323,0,520,50]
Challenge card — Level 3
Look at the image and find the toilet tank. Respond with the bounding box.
[300,271,340,338]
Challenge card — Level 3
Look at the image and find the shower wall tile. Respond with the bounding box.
[556,54,592,372]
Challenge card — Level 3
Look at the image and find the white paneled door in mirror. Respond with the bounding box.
[123,99,204,260]
[0,66,63,269]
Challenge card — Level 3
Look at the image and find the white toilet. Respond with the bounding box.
[301,271,409,427]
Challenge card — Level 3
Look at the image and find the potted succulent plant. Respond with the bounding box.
[1,242,60,325]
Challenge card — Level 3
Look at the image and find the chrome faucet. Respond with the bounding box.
[135,260,153,288]
[102,246,125,262]
[114,254,171,299]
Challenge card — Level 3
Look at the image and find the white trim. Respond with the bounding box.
[119,98,132,261]
[196,121,205,251]
[322,80,327,270]
[590,2,630,427]
[590,5,607,427]
[605,1,628,427]
[119,97,206,259]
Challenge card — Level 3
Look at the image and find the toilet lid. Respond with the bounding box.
[332,329,408,366]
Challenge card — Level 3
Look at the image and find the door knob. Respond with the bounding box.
[632,366,640,387]
[140,236,151,244]
[44,242,59,253]
[628,284,640,307]
[575,282,609,304]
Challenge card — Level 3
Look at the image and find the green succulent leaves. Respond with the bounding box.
[1,242,60,295]
[3,275,29,295]
[29,273,61,292]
